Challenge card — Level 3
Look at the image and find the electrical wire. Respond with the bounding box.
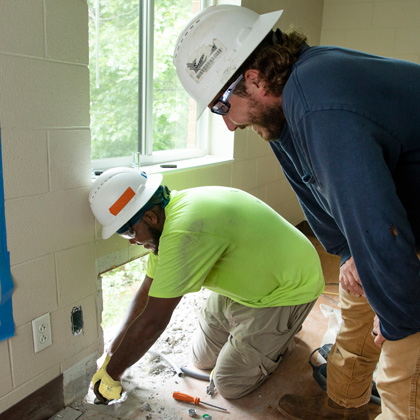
[147,350,210,381]
[321,293,338,305]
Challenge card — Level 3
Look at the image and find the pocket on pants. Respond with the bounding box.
[234,342,280,378]
[259,352,281,377]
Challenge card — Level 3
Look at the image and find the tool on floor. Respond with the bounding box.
[172,391,228,411]
[147,350,210,381]
[206,369,215,396]
[188,408,198,417]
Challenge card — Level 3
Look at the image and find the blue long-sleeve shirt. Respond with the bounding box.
[270,45,420,341]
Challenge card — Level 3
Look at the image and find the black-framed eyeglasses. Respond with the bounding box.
[118,223,136,240]
[211,74,244,116]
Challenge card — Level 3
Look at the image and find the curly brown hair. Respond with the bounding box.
[228,29,307,98]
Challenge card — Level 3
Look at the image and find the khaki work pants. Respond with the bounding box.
[376,332,420,419]
[327,287,420,419]
[190,292,316,399]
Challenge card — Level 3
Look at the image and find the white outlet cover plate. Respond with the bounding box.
[32,313,52,353]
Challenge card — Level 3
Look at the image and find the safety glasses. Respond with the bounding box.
[118,223,136,240]
[211,74,244,115]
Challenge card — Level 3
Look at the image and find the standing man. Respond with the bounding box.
[89,167,324,402]
[173,5,420,420]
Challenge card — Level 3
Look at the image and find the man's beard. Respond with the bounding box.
[148,224,162,255]
[246,97,286,142]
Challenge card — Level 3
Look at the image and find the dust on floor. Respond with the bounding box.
[54,288,382,420]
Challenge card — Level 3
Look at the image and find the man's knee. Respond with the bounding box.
[213,360,272,399]
[189,330,221,370]
[190,353,215,371]
[214,373,256,399]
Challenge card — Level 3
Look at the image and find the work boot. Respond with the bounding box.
[277,394,369,420]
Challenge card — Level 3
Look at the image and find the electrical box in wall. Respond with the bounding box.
[32,313,52,353]
[71,306,84,336]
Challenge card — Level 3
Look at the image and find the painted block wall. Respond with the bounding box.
[321,0,420,64]
[0,0,97,413]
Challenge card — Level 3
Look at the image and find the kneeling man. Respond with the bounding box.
[89,167,324,401]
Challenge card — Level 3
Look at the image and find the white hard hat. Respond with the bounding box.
[173,5,283,119]
[89,167,163,239]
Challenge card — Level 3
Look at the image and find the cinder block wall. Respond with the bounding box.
[0,0,97,412]
[321,0,420,63]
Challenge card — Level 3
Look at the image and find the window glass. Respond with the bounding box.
[88,0,204,169]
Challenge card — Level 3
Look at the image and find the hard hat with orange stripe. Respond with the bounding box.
[89,167,162,239]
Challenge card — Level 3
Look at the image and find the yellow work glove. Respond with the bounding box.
[91,355,111,387]
[91,355,122,403]
[98,371,122,401]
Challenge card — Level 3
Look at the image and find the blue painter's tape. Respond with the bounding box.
[0,126,15,341]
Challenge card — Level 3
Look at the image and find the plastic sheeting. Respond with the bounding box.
[0,126,15,341]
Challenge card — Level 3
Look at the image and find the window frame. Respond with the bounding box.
[90,0,213,172]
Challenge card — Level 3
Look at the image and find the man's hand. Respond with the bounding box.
[372,315,386,348]
[339,257,365,297]
[97,371,123,401]
[92,355,122,404]
[92,355,111,387]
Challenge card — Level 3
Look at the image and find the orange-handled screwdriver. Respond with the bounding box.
[172,391,228,411]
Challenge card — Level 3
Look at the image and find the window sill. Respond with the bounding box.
[91,155,233,180]
[141,155,233,174]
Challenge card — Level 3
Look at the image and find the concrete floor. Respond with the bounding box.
[52,235,382,420]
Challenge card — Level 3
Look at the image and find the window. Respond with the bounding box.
[88,0,210,171]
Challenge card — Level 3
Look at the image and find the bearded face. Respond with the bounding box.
[244,92,287,142]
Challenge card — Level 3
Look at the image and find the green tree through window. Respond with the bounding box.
[88,0,201,163]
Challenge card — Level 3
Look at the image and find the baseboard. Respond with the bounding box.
[0,375,64,420]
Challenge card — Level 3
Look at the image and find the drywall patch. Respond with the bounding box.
[0,126,15,341]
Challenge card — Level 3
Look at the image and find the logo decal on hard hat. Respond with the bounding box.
[186,39,225,83]
[109,187,135,216]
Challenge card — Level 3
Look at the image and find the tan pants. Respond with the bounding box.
[327,287,420,419]
[190,292,316,399]
[327,288,381,407]
[376,332,420,420]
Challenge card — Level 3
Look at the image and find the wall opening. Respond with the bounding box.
[99,253,209,358]
[101,255,149,348]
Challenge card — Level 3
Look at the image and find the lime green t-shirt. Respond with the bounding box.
[147,187,324,307]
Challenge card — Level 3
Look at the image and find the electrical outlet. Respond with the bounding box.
[32,313,52,353]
